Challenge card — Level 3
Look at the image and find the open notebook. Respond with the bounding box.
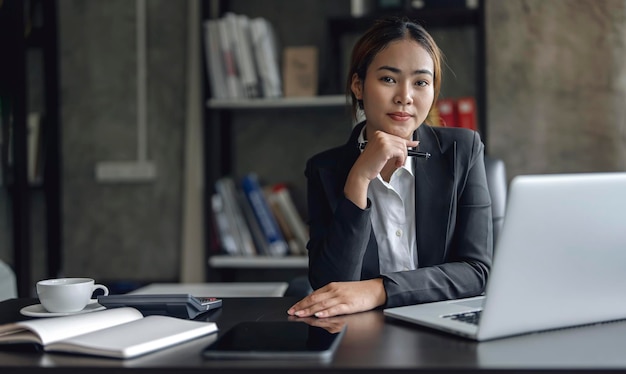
[0,307,218,358]
[384,172,626,341]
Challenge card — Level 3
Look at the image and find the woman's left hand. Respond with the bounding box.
[287,278,386,318]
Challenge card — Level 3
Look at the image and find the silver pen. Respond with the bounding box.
[357,141,431,159]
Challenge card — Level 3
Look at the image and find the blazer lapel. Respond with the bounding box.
[317,122,380,278]
[414,125,456,266]
[316,122,456,272]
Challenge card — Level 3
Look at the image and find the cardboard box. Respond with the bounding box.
[282,46,318,97]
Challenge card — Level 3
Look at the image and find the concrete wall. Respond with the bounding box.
[57,0,187,285]
[486,0,626,178]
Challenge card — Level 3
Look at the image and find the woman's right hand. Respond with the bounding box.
[358,131,418,177]
[344,130,418,208]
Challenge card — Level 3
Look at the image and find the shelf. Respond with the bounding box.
[206,95,348,109]
[329,8,481,33]
[209,255,308,269]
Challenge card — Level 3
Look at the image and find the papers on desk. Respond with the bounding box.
[0,307,218,359]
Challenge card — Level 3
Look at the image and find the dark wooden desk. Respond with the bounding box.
[2,297,626,373]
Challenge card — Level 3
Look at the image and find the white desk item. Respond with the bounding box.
[1,307,217,359]
[128,282,288,297]
[20,300,105,318]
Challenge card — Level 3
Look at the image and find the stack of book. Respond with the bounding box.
[203,13,282,100]
[434,96,478,131]
[210,173,308,257]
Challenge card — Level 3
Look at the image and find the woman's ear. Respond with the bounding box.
[350,73,363,99]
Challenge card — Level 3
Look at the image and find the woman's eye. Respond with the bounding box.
[416,80,429,87]
[381,76,395,84]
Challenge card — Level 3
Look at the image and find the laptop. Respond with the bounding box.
[384,172,626,341]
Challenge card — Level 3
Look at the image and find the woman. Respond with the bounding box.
[288,17,492,318]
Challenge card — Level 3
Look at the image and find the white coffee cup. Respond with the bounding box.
[36,278,109,313]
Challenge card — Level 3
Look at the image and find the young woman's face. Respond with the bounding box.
[352,38,435,140]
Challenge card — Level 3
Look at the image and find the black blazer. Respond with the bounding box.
[305,121,493,308]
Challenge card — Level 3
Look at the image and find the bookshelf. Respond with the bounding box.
[0,0,62,296]
[207,94,347,109]
[200,0,486,282]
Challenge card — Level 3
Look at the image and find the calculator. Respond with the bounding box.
[97,294,222,319]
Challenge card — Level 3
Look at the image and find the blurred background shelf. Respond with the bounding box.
[207,95,347,109]
[207,255,308,282]
[209,255,308,268]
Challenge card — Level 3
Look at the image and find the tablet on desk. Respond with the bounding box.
[202,321,346,361]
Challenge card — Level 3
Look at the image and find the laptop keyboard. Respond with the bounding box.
[445,310,482,325]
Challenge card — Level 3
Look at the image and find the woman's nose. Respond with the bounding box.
[394,85,413,105]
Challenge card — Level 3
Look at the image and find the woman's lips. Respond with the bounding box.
[388,112,412,121]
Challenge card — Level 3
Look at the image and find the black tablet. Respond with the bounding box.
[202,320,346,362]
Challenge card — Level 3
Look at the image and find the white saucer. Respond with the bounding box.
[20,300,106,317]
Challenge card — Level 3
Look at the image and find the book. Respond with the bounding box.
[249,17,282,98]
[215,177,256,256]
[265,186,302,256]
[240,173,289,256]
[436,98,458,127]
[224,13,259,99]
[210,193,239,255]
[0,307,217,359]
[217,16,243,99]
[456,96,478,131]
[238,189,271,256]
[202,19,228,100]
[268,183,309,255]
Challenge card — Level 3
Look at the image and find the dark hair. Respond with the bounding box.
[346,16,443,122]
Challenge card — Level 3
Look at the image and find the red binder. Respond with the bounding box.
[456,96,478,131]
[436,98,458,127]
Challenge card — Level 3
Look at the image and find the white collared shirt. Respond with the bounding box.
[358,128,417,275]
